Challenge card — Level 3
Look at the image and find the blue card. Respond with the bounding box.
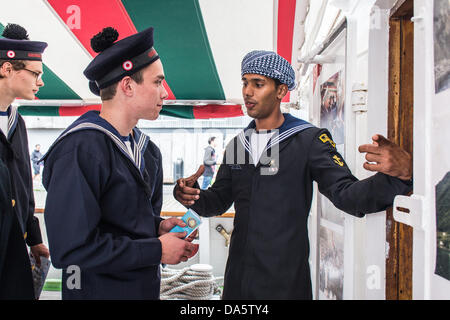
[169,209,202,238]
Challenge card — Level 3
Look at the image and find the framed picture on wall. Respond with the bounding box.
[320,70,345,152]
[315,20,348,300]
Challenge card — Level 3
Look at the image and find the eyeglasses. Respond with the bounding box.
[22,68,43,82]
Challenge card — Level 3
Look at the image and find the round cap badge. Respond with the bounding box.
[7,50,16,58]
[122,60,133,71]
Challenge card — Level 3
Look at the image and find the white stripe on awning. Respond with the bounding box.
[199,0,274,101]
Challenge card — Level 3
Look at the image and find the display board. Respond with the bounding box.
[314,26,347,300]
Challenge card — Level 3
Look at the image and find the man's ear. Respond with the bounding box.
[0,62,13,78]
[277,83,289,100]
[118,76,134,97]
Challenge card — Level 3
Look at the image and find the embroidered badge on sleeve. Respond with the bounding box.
[319,133,336,148]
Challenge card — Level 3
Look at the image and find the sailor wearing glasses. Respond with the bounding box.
[0,23,49,299]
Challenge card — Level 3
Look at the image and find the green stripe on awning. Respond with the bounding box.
[122,0,225,100]
[160,105,194,119]
[18,106,60,116]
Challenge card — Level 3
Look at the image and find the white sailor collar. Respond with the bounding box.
[1,105,19,140]
[238,113,314,162]
[43,111,150,176]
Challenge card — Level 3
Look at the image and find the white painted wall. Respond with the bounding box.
[295,0,394,300]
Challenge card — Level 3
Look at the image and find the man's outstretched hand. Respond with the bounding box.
[174,165,205,207]
[358,134,412,181]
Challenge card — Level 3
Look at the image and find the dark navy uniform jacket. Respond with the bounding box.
[189,113,412,300]
[0,106,41,299]
[42,111,163,300]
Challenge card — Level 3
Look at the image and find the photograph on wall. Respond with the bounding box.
[433,0,450,93]
[320,70,345,155]
[319,70,346,225]
[319,226,344,300]
[435,171,450,281]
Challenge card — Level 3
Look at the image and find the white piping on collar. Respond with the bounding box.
[7,106,18,140]
[57,122,149,173]
[238,123,314,160]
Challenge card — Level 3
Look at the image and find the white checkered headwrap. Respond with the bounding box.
[241,50,296,90]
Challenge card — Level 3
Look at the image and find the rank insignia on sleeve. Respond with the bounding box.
[333,155,344,166]
[319,133,336,148]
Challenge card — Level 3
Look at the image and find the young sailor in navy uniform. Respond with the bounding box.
[174,50,413,299]
[0,24,49,299]
[42,27,198,300]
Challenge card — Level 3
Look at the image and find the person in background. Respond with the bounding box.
[30,144,43,181]
[201,136,217,189]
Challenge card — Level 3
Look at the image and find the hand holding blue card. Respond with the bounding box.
[170,209,202,239]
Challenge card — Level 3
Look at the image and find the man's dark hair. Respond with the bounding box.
[273,78,282,87]
[100,68,145,101]
[208,137,216,144]
[273,78,288,90]
[0,60,26,78]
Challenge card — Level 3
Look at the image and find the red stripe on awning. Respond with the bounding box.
[47,0,175,99]
[58,105,101,116]
[47,0,137,57]
[55,104,243,119]
[192,105,243,119]
[277,0,296,102]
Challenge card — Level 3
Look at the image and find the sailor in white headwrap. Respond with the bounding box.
[241,50,296,90]
[174,50,413,300]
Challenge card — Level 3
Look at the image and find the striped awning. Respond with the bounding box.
[0,0,297,119]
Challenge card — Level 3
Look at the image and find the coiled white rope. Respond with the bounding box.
[160,264,223,300]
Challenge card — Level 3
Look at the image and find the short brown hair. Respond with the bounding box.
[100,69,145,101]
[0,59,26,78]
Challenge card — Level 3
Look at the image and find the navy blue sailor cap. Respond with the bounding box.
[84,26,160,96]
[0,23,47,61]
